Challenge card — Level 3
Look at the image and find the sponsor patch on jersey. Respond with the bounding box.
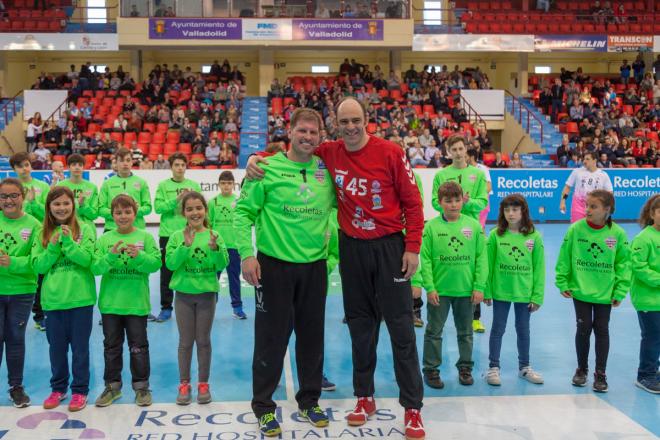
[461,228,473,239]
[371,180,382,194]
[525,239,535,252]
[314,169,325,183]
[469,174,476,182]
[372,194,383,210]
[335,174,345,189]
[20,229,32,241]
[605,237,617,249]
[317,160,326,169]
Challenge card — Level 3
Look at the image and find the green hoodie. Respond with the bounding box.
[22,178,50,222]
[431,165,487,219]
[166,228,229,294]
[630,226,660,312]
[99,174,152,230]
[486,229,545,305]
[58,179,99,234]
[0,213,40,295]
[234,153,336,263]
[154,178,202,237]
[31,223,97,311]
[92,229,161,315]
[421,214,488,297]
[555,219,631,304]
[209,193,238,249]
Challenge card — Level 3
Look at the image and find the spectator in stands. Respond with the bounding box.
[567,153,581,168]
[71,133,89,155]
[418,128,434,149]
[639,73,654,95]
[33,142,50,169]
[153,154,170,170]
[407,141,428,167]
[219,142,235,166]
[556,134,572,168]
[623,88,641,105]
[140,158,154,170]
[130,142,144,167]
[203,139,222,166]
[620,60,632,86]
[130,4,140,16]
[476,127,492,151]
[26,114,43,152]
[154,4,167,16]
[550,79,564,123]
[452,102,468,123]
[510,152,524,168]
[492,152,508,168]
[597,152,612,168]
[569,99,584,122]
[536,0,550,12]
[632,54,646,85]
[387,71,401,90]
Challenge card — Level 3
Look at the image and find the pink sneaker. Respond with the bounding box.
[43,392,67,409]
[68,394,87,412]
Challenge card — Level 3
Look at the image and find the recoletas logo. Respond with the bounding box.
[0,232,17,252]
[11,411,105,438]
[448,236,463,253]
[587,242,604,259]
[508,246,525,262]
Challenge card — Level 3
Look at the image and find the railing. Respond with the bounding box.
[65,4,119,33]
[44,96,70,128]
[0,91,24,130]
[457,95,487,130]
[504,90,544,146]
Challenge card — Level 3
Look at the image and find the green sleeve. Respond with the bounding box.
[61,231,94,268]
[24,199,45,222]
[555,226,574,292]
[431,172,442,212]
[98,182,112,221]
[132,233,162,274]
[211,236,229,272]
[154,183,178,215]
[234,178,266,260]
[531,233,546,306]
[91,238,120,275]
[473,227,488,296]
[208,198,217,224]
[463,174,488,215]
[421,224,435,293]
[165,233,190,271]
[485,231,497,298]
[137,180,152,218]
[31,240,61,275]
[78,186,99,222]
[631,235,660,287]
[612,230,632,301]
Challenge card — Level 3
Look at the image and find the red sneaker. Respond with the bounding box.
[404,408,425,440]
[43,391,67,409]
[346,396,376,426]
[68,394,87,412]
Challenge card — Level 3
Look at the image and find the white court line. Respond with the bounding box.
[283,347,296,404]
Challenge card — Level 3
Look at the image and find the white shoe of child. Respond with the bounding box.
[519,366,544,384]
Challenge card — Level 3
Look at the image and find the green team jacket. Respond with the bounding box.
[58,179,99,235]
[0,213,41,295]
[234,153,336,263]
[22,178,50,222]
[99,174,152,230]
[431,165,488,220]
[209,193,238,250]
[154,178,202,238]
[486,229,545,305]
[555,219,631,304]
[630,226,660,312]
[92,229,161,315]
[31,223,97,311]
[421,214,488,297]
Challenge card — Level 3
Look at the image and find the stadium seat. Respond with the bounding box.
[137,132,152,144]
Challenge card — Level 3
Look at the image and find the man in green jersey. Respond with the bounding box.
[99,148,152,232]
[153,152,201,322]
[235,108,336,437]
[10,152,50,331]
[57,154,99,237]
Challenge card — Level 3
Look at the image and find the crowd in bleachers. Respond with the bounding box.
[267,61,505,168]
[532,59,660,168]
[25,60,246,170]
[1,0,70,32]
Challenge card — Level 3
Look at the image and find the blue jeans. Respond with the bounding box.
[0,294,35,387]
[218,248,242,309]
[637,311,660,381]
[45,306,93,395]
[489,300,531,369]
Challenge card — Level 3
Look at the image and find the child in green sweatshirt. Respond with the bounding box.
[166,191,228,406]
[0,178,41,408]
[485,194,545,387]
[57,154,99,237]
[92,195,162,407]
[31,186,96,412]
[630,194,660,394]
[421,181,488,389]
[555,189,631,393]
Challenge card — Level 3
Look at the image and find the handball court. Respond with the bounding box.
[0,224,657,439]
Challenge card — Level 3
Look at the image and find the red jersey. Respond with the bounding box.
[314,136,424,253]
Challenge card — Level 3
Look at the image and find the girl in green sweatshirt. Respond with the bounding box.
[0,178,41,408]
[166,191,228,406]
[31,186,96,412]
[631,194,660,394]
[92,195,162,407]
[555,189,631,393]
[485,194,545,387]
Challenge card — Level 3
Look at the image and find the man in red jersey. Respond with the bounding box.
[247,98,425,440]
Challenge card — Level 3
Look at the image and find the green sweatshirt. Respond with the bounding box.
[154,178,202,238]
[22,178,49,222]
[486,229,545,305]
[411,172,424,288]
[630,226,660,312]
[421,214,488,297]
[99,174,152,230]
[58,179,99,234]
[234,153,336,263]
[92,229,162,315]
[0,213,40,295]
[431,165,487,219]
[209,193,238,249]
[555,219,631,304]
[31,223,97,311]
[166,228,229,294]
[326,209,339,276]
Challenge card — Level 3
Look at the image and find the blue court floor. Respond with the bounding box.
[1,223,658,439]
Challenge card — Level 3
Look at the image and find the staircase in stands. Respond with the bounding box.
[238,97,269,167]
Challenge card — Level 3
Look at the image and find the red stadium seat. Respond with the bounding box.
[137,132,152,144]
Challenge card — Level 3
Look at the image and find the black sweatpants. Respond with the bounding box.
[339,232,423,410]
[159,237,174,311]
[573,298,612,372]
[251,252,327,418]
[101,314,150,390]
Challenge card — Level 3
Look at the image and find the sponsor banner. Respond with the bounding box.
[148,18,242,40]
[242,18,293,40]
[413,34,534,52]
[607,34,653,52]
[0,33,118,50]
[534,34,607,52]
[292,19,384,40]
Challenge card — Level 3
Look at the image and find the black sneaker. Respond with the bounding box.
[321,375,336,391]
[593,371,608,393]
[9,386,30,408]
[423,370,444,389]
[572,368,588,387]
[458,367,474,386]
